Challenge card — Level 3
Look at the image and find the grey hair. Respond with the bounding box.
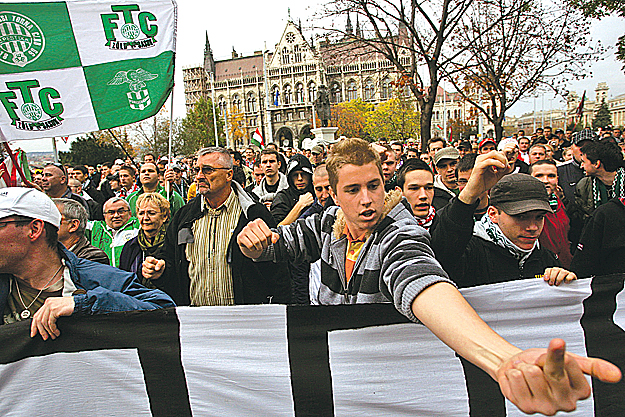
[52,198,87,236]
[196,147,234,169]
[103,196,131,211]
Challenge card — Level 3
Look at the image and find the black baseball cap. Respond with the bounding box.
[490,173,552,215]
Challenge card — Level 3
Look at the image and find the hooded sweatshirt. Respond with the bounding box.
[270,154,314,224]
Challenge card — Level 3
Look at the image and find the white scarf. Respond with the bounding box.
[473,215,538,268]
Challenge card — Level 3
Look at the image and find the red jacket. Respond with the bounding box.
[539,196,572,268]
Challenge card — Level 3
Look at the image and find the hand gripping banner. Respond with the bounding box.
[0,0,176,141]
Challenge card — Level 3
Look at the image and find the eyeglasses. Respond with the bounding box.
[104,208,130,216]
[192,165,231,176]
[0,220,31,228]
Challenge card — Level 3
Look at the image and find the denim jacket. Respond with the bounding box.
[0,244,175,321]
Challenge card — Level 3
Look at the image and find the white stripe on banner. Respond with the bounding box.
[177,305,295,416]
[614,281,625,332]
[462,279,594,417]
[0,349,152,417]
[329,324,470,416]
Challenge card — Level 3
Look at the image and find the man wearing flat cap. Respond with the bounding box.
[431,151,577,288]
[0,187,174,340]
[432,146,460,210]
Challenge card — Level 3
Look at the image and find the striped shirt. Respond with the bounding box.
[185,190,242,306]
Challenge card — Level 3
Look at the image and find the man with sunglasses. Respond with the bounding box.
[141,147,290,306]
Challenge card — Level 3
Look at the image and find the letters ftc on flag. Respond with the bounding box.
[0,275,624,416]
[0,0,176,141]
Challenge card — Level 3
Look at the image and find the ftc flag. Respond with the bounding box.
[0,0,176,141]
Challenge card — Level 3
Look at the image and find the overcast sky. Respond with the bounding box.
[14,1,625,153]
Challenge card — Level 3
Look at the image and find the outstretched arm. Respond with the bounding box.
[412,282,621,415]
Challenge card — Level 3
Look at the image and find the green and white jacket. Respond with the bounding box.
[86,218,140,268]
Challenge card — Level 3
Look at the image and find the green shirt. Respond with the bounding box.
[126,185,185,217]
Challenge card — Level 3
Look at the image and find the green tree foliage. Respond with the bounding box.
[592,98,612,129]
[569,0,625,70]
[179,97,224,154]
[59,134,125,166]
[366,96,420,142]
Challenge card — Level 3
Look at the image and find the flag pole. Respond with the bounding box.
[166,89,175,200]
[210,72,219,148]
[51,137,59,163]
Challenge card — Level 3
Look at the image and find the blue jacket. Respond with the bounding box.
[0,245,175,321]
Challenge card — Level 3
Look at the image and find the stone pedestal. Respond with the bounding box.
[311,127,339,146]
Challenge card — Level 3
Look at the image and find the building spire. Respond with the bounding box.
[203,31,216,75]
[355,15,361,37]
[346,13,353,35]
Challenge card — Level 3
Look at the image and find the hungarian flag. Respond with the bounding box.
[576,90,586,119]
[0,0,176,142]
[0,148,31,188]
[251,127,264,149]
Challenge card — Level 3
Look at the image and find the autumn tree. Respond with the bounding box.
[316,98,373,139]
[227,106,247,149]
[445,0,600,141]
[179,97,224,154]
[366,94,420,141]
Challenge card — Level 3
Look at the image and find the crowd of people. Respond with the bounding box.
[2,124,624,414]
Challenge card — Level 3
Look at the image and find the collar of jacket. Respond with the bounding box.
[332,188,404,240]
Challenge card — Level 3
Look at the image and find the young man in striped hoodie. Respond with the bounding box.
[237,138,620,416]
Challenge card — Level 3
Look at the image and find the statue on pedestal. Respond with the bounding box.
[315,85,331,127]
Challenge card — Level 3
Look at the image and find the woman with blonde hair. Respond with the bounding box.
[119,192,170,288]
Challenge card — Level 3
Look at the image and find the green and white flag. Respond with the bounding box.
[0,0,176,141]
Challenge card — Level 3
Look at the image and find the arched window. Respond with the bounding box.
[347,79,357,101]
[283,84,292,105]
[364,79,374,100]
[282,47,290,65]
[295,83,304,103]
[294,45,302,63]
[381,77,391,99]
[218,96,227,116]
[247,92,257,113]
[272,85,280,106]
[232,94,241,112]
[331,82,342,103]
[308,82,316,102]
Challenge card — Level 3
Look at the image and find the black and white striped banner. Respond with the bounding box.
[0,275,624,416]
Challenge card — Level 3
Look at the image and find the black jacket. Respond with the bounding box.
[430,197,560,288]
[270,154,314,224]
[153,182,291,306]
[571,198,625,277]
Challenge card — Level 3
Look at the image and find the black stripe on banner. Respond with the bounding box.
[286,303,408,417]
[0,308,191,417]
[458,357,506,417]
[581,273,625,417]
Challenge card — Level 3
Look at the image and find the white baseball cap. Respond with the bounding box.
[0,187,61,227]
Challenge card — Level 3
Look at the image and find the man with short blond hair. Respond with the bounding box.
[235,138,620,415]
